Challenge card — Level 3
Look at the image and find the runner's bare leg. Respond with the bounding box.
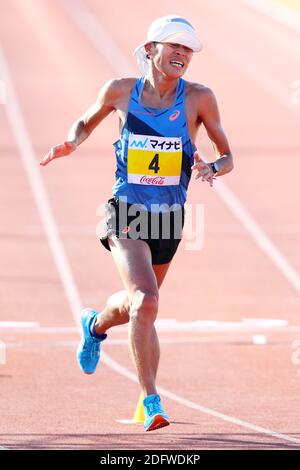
[150,263,170,380]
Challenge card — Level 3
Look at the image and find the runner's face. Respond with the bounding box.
[150,42,193,77]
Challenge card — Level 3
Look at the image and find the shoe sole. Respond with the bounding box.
[145,415,170,432]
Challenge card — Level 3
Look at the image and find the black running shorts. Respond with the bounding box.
[99,197,185,265]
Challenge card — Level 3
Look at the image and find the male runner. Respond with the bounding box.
[40,15,234,431]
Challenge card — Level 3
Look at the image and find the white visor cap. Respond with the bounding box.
[134,15,202,74]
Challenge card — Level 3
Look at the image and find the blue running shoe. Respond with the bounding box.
[77,308,107,374]
[143,394,170,431]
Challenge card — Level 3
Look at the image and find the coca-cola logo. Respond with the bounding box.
[140,175,165,185]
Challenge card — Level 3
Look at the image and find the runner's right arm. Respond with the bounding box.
[40,80,120,166]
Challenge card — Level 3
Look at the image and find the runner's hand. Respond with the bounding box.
[39,141,77,166]
[191,151,215,187]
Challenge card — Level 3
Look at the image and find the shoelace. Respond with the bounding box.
[83,336,100,354]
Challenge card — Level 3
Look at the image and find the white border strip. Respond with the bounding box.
[242,0,300,35]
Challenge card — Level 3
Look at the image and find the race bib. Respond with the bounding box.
[127,134,182,186]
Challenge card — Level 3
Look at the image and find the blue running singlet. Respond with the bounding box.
[112,77,196,212]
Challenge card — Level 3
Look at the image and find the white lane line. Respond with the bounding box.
[0,50,82,321]
[0,319,296,334]
[241,0,300,35]
[66,0,297,121]
[1,11,298,448]
[4,336,274,349]
[157,387,300,445]
[104,353,300,445]
[214,180,300,295]
[197,14,300,120]
[60,0,133,73]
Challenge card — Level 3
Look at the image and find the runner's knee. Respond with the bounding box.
[130,290,158,324]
